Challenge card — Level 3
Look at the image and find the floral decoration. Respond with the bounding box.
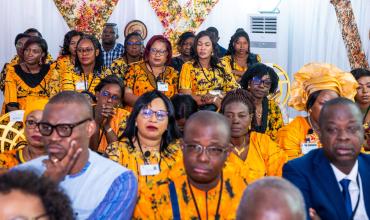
[53,0,119,37]
[148,0,219,54]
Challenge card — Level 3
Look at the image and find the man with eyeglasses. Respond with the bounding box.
[101,23,124,69]
[14,91,137,220]
[134,111,247,219]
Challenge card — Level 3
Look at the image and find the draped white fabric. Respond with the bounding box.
[0,0,369,116]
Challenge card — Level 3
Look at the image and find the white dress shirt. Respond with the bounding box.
[331,161,369,220]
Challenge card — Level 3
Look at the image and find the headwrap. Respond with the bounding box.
[289,63,358,111]
[23,98,48,122]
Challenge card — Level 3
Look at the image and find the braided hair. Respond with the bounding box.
[220,89,256,129]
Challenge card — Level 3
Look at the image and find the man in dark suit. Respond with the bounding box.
[283,97,370,220]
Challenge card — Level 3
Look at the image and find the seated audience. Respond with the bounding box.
[283,97,370,220]
[124,35,179,107]
[3,37,60,112]
[15,91,137,219]
[221,89,287,184]
[171,31,195,72]
[0,100,47,170]
[206,27,227,57]
[179,31,239,111]
[90,75,129,154]
[105,90,181,188]
[55,30,84,79]
[222,30,261,82]
[240,63,283,141]
[109,32,144,78]
[61,34,109,93]
[171,93,198,133]
[277,63,358,160]
[134,111,247,219]
[236,177,306,220]
[351,68,370,119]
[101,23,124,69]
[0,170,74,219]
[0,33,31,92]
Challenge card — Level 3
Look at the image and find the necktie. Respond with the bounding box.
[340,178,352,219]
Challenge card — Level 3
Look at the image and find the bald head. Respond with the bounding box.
[46,91,93,118]
[184,111,231,141]
[237,177,306,220]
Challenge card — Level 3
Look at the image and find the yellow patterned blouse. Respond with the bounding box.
[134,167,247,220]
[4,63,60,110]
[226,132,287,184]
[1,54,54,93]
[220,55,262,82]
[125,61,179,98]
[96,108,130,154]
[105,138,182,188]
[277,116,322,160]
[179,61,239,95]
[55,55,75,78]
[254,98,284,141]
[60,68,109,93]
[0,147,26,170]
[109,57,143,79]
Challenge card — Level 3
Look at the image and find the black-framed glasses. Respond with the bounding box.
[38,118,92,137]
[251,76,272,87]
[150,48,167,56]
[183,143,228,157]
[101,90,120,101]
[127,41,143,46]
[25,120,39,129]
[140,108,168,121]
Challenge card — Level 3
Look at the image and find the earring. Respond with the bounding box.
[39,58,43,65]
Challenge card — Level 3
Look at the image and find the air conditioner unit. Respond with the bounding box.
[248,14,278,64]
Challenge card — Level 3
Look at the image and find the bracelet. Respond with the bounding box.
[105,127,113,133]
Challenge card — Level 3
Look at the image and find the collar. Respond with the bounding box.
[101,43,118,52]
[330,160,358,183]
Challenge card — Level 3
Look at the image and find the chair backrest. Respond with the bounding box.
[0,113,26,153]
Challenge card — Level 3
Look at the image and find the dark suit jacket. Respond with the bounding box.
[283,149,370,220]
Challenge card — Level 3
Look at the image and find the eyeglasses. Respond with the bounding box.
[38,118,92,137]
[150,48,167,56]
[77,47,95,54]
[25,120,39,129]
[101,90,120,101]
[140,108,168,121]
[251,76,272,87]
[183,143,228,157]
[127,41,143,46]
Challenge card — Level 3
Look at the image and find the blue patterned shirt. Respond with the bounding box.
[102,43,124,68]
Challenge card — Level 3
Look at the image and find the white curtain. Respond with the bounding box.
[0,0,369,116]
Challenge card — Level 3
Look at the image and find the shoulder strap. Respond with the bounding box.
[169,180,181,220]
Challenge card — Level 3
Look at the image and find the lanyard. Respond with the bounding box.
[147,63,166,83]
[82,72,95,91]
[135,136,162,166]
[198,61,216,85]
[187,172,223,220]
[350,174,361,220]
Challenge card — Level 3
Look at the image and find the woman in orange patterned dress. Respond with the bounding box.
[124,35,179,108]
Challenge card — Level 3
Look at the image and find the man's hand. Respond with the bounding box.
[43,141,82,183]
[309,208,321,220]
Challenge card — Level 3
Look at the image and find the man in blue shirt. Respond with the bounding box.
[15,91,137,220]
[101,23,124,68]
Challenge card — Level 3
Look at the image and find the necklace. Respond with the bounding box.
[255,109,262,119]
[232,136,246,156]
[307,115,318,134]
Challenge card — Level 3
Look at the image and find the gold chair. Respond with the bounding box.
[0,112,26,153]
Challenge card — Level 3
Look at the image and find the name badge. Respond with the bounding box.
[157,82,168,92]
[9,110,25,122]
[301,142,318,154]
[209,90,221,96]
[140,164,160,176]
[75,81,86,91]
